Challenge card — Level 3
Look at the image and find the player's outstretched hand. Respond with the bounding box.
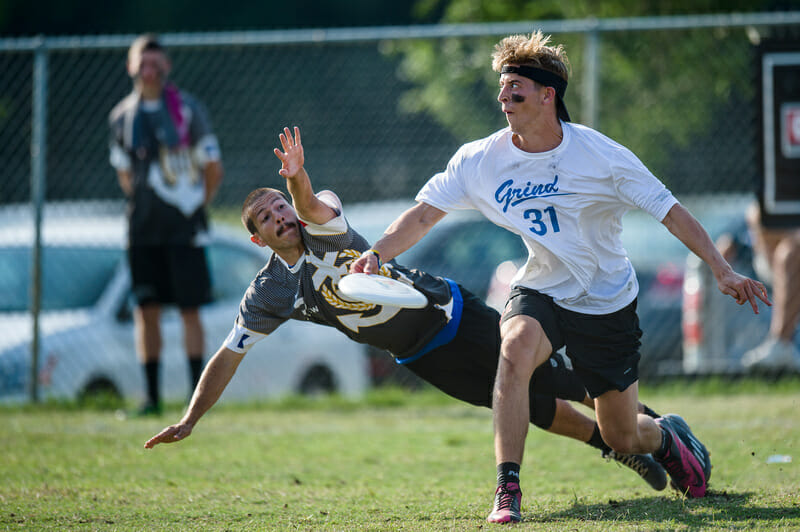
[144,422,193,449]
[273,126,304,180]
[717,270,771,314]
[349,251,380,275]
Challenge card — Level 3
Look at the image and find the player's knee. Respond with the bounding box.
[601,430,637,454]
[498,347,536,384]
[499,321,548,380]
[775,237,800,270]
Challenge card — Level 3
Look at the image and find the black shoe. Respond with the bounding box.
[603,450,667,491]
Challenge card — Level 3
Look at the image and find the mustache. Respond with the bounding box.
[276,221,297,237]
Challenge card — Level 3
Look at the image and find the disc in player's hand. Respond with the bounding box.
[338,273,428,309]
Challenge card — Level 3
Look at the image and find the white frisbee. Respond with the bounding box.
[338,273,428,309]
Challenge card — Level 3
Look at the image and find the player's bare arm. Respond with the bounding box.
[661,202,770,313]
[350,201,447,274]
[203,160,224,204]
[116,169,133,198]
[273,126,335,226]
[144,346,244,449]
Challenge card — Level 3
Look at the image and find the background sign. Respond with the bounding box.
[759,42,800,227]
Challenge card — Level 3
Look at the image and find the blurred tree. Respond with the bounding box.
[386,0,799,191]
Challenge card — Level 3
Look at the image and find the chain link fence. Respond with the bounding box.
[2,13,799,398]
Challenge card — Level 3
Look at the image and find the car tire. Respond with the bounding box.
[78,377,123,408]
[299,364,336,395]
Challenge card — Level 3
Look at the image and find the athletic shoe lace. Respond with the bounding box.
[494,484,520,511]
[605,451,648,477]
[495,490,513,510]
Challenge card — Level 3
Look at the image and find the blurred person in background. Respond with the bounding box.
[739,202,800,369]
[109,34,224,415]
[351,31,770,523]
[145,126,670,495]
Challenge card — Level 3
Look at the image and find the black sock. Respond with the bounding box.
[189,356,204,389]
[642,404,660,419]
[497,462,520,486]
[586,424,612,454]
[654,427,672,459]
[144,360,160,406]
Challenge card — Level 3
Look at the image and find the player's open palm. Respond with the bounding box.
[144,422,193,449]
[274,126,304,180]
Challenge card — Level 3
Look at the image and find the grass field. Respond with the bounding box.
[2,380,799,530]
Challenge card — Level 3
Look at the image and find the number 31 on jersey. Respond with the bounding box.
[524,206,560,236]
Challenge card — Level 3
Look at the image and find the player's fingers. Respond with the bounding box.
[294,126,301,146]
[143,428,172,449]
[278,132,289,152]
[273,147,286,161]
[741,282,760,314]
[364,256,379,274]
[721,286,744,305]
[284,127,293,146]
[755,281,772,305]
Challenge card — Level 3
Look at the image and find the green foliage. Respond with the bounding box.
[388,0,781,189]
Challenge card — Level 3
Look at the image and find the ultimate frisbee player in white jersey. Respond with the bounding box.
[351,31,771,523]
[145,127,673,494]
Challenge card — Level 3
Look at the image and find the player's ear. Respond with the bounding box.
[544,86,557,105]
[250,234,267,247]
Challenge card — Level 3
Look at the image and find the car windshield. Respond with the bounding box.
[0,246,122,312]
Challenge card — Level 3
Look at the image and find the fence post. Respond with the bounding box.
[582,24,600,129]
[29,38,48,404]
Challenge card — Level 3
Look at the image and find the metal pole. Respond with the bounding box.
[582,26,600,129]
[29,39,48,403]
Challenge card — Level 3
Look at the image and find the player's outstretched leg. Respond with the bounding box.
[602,450,667,491]
[486,482,522,524]
[654,414,711,497]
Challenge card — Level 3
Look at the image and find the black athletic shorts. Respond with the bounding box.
[500,286,642,398]
[128,245,211,308]
[405,286,587,429]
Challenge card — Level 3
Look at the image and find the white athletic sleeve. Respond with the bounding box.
[299,190,348,235]
[415,147,474,212]
[193,133,222,165]
[224,321,268,354]
[610,145,678,222]
[109,144,131,171]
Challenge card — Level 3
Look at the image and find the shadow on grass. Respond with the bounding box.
[536,490,800,527]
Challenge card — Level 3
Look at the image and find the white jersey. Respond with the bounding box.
[416,122,678,314]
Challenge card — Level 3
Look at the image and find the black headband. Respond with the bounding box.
[501,65,571,122]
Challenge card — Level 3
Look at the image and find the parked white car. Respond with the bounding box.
[0,201,369,404]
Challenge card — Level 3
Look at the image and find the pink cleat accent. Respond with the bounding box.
[487,482,522,523]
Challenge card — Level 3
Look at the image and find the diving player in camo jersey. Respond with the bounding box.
[144,126,668,494]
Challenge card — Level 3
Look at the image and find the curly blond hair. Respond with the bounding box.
[491,31,570,81]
